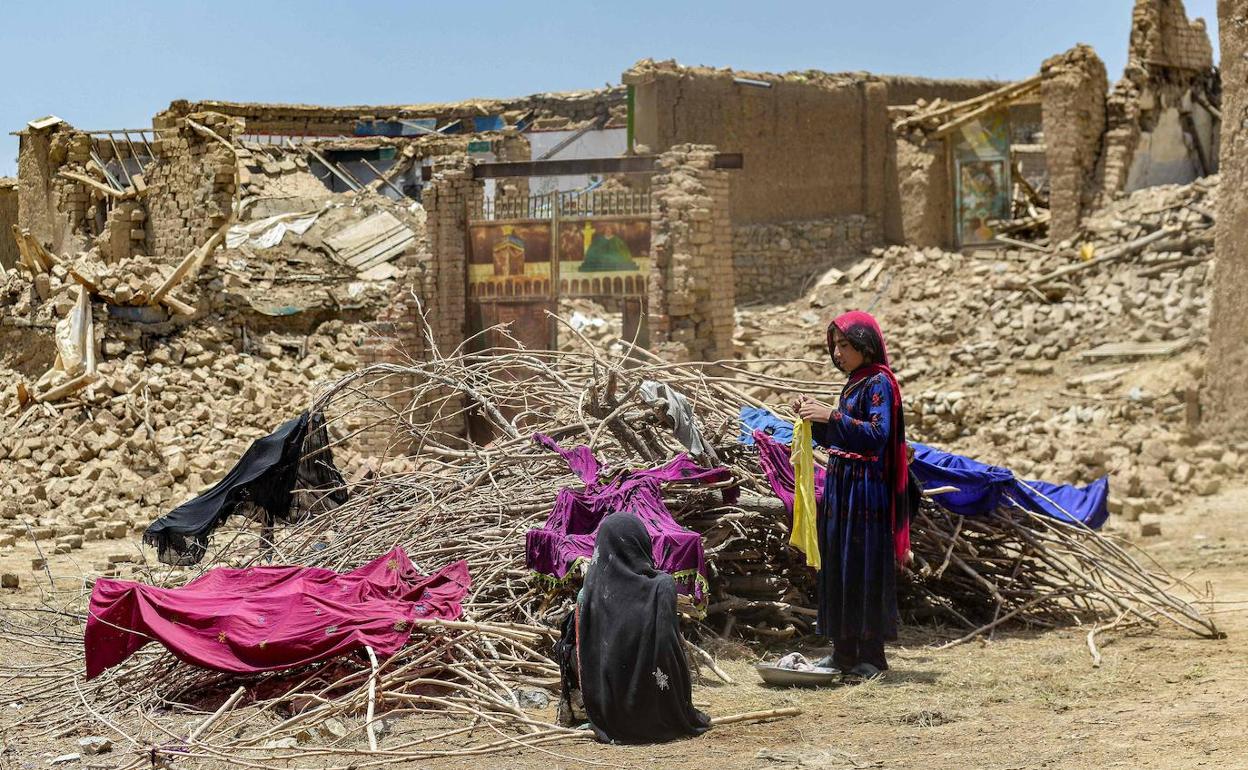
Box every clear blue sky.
[0,0,1218,176]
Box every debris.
[76,737,111,755]
[1079,339,1192,361]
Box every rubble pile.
[0,314,372,567]
[736,177,1238,526]
[0,201,425,568]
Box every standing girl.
[793,311,910,679]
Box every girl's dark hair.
[828,323,883,372]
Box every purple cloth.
[527,435,731,603]
[755,430,826,514]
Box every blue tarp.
[737,407,1109,529]
[739,406,794,446]
[908,443,1109,529]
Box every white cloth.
[639,380,719,464]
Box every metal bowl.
[755,663,840,687]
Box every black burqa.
[575,512,710,744]
[143,411,347,565]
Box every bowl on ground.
[755,663,839,687]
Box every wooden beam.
[420,153,744,180]
[35,373,96,403]
[57,170,136,200]
[930,80,1041,138]
[535,115,607,161]
[152,228,225,303]
[898,73,1043,130]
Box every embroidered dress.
[810,310,910,672]
[811,374,900,646]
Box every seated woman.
[556,512,711,744]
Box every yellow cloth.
[789,419,820,569]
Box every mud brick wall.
[145,112,240,260]
[1042,45,1108,243]
[625,61,892,229]
[732,216,878,303]
[16,124,96,256]
[878,76,1009,107]
[649,144,735,363]
[1130,0,1215,71]
[0,180,18,270]
[890,134,952,248]
[1206,0,1248,437]
[1099,1,1219,205]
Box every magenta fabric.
[85,548,470,680]
[526,435,732,603]
[755,430,826,514]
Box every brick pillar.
[1041,45,1108,244]
[1205,0,1248,437]
[649,144,735,363]
[424,155,476,356]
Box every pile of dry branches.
[0,315,1217,765]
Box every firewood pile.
[3,315,1218,764]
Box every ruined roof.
[172,86,626,122]
[623,59,1011,106]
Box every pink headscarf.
[828,311,910,564]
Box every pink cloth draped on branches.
[85,548,470,679]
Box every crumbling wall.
[1206,0,1248,437]
[146,111,241,260]
[648,145,735,362]
[1042,45,1109,242]
[1131,0,1215,69]
[0,179,18,270]
[733,217,878,302]
[625,61,891,228]
[879,75,1010,106]
[890,134,952,248]
[166,87,626,137]
[1100,0,1219,203]
[16,122,95,256]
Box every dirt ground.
[2,486,1246,770]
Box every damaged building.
[0,0,1220,467]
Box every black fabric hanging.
[143,410,346,565]
[575,512,710,744]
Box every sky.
[0,0,1219,176]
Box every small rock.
[1139,521,1162,537]
[518,688,551,709]
[1194,477,1222,496]
[49,753,80,765]
[77,736,112,755]
[1,573,19,589]
[321,717,349,738]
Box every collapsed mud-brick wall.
[877,75,1009,106]
[625,61,889,302]
[648,145,735,363]
[1042,45,1109,244]
[1206,0,1248,437]
[0,178,17,270]
[889,133,952,248]
[146,110,241,261]
[16,121,92,257]
[1100,0,1220,203]
[165,87,626,138]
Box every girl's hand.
[796,398,834,423]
